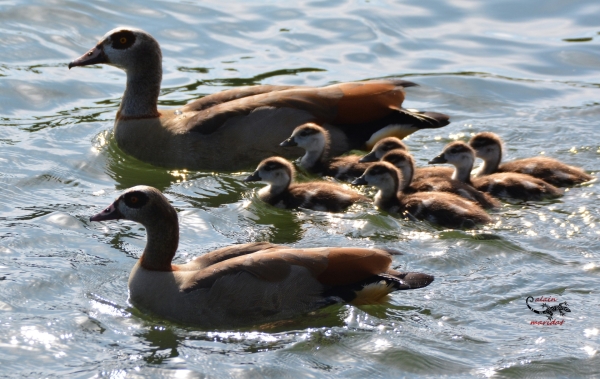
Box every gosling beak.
[280,137,297,147]
[68,44,108,69]
[244,171,262,182]
[90,201,123,222]
[352,176,368,186]
[359,151,378,163]
[428,154,447,164]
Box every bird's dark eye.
[123,191,148,208]
[111,31,136,49]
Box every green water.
[1,0,599,377]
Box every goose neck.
[119,65,162,119]
[140,210,179,271]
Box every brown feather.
[316,248,392,286]
[334,82,404,124]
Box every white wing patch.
[351,281,395,305]
[365,124,416,149]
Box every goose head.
[245,157,294,193]
[69,28,161,73]
[69,28,162,118]
[360,137,408,163]
[90,186,179,270]
[353,162,402,202]
[429,141,475,182]
[90,185,176,227]
[469,132,503,163]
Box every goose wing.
[181,247,393,293]
[179,80,426,135]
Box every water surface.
[1,0,599,377]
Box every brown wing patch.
[182,85,300,112]
[182,247,392,293]
[189,242,283,270]
[183,252,292,292]
[332,82,404,124]
[316,248,392,286]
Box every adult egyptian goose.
[360,137,453,180]
[68,28,450,171]
[352,162,491,228]
[429,141,563,201]
[469,132,593,187]
[280,123,371,181]
[245,156,367,212]
[381,149,500,209]
[89,186,434,327]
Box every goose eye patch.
[111,30,136,49]
[123,191,148,208]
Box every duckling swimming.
[352,162,491,228]
[245,157,367,212]
[381,149,501,209]
[360,137,453,180]
[89,186,434,327]
[469,132,593,187]
[430,141,563,201]
[280,123,371,181]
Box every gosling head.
[245,157,294,188]
[469,132,503,162]
[381,149,415,171]
[280,123,329,152]
[360,137,408,163]
[429,141,476,170]
[352,162,401,194]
